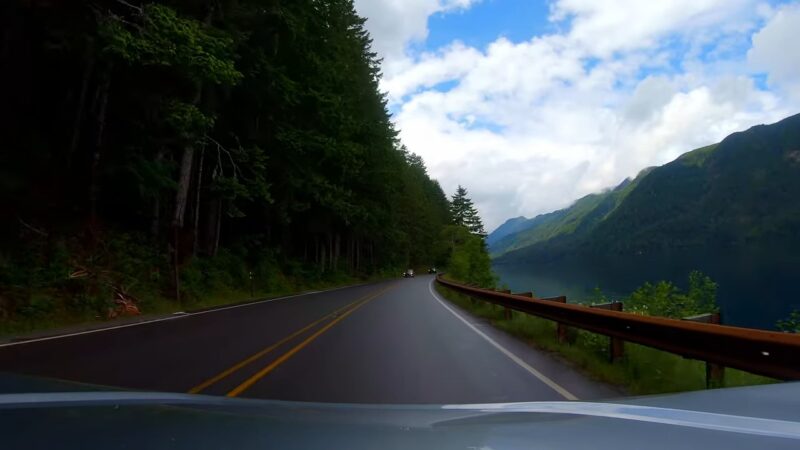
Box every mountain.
[488,168,651,257]
[494,113,800,263]
[487,216,530,247]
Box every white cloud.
[551,0,757,57]
[353,0,478,63]
[381,42,483,104]
[748,3,800,98]
[356,0,800,230]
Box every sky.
[353,0,800,231]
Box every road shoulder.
[428,279,624,400]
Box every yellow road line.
[188,287,388,394]
[226,284,395,397]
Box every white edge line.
[0,281,376,349]
[428,280,578,401]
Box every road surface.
[0,275,619,403]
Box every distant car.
[428,267,437,274]
[403,269,414,278]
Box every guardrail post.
[683,311,725,388]
[589,302,625,363]
[465,283,477,305]
[706,312,724,388]
[541,296,572,344]
[499,289,513,320]
[590,301,625,362]
[608,303,624,362]
[609,303,624,362]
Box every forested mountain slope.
[495,113,800,263]
[489,169,650,257]
[486,217,529,248]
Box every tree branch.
[114,0,144,14]
[18,217,48,237]
[205,135,241,179]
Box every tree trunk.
[68,44,94,169]
[212,199,222,257]
[150,148,165,238]
[151,196,160,238]
[328,234,333,271]
[88,66,111,231]
[169,3,212,300]
[347,236,353,272]
[320,237,327,272]
[173,226,181,303]
[172,145,195,228]
[170,130,197,301]
[355,238,360,272]
[369,242,374,269]
[334,234,340,271]
[192,147,205,256]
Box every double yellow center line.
[188,283,396,397]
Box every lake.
[492,246,800,330]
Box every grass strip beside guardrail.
[435,282,776,395]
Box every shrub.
[626,270,718,318]
[777,310,800,333]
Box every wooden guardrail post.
[683,311,725,388]
[465,283,478,305]
[498,289,512,319]
[541,296,572,343]
[591,301,625,362]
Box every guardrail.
[435,275,800,381]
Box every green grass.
[435,284,776,395]
[0,273,387,340]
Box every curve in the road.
[0,275,619,403]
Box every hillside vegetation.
[0,0,466,329]
[490,168,651,257]
[492,113,800,263]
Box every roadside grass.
[435,284,776,395]
[0,272,391,340]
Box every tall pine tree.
[450,185,486,237]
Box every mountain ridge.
[489,167,652,257]
[491,112,800,263]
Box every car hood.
[1,374,799,449]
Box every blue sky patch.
[417,0,554,52]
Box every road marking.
[0,297,297,349]
[188,289,383,394]
[428,280,578,401]
[226,284,396,397]
[0,282,378,349]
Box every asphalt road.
[0,275,619,403]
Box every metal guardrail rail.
[436,275,800,380]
